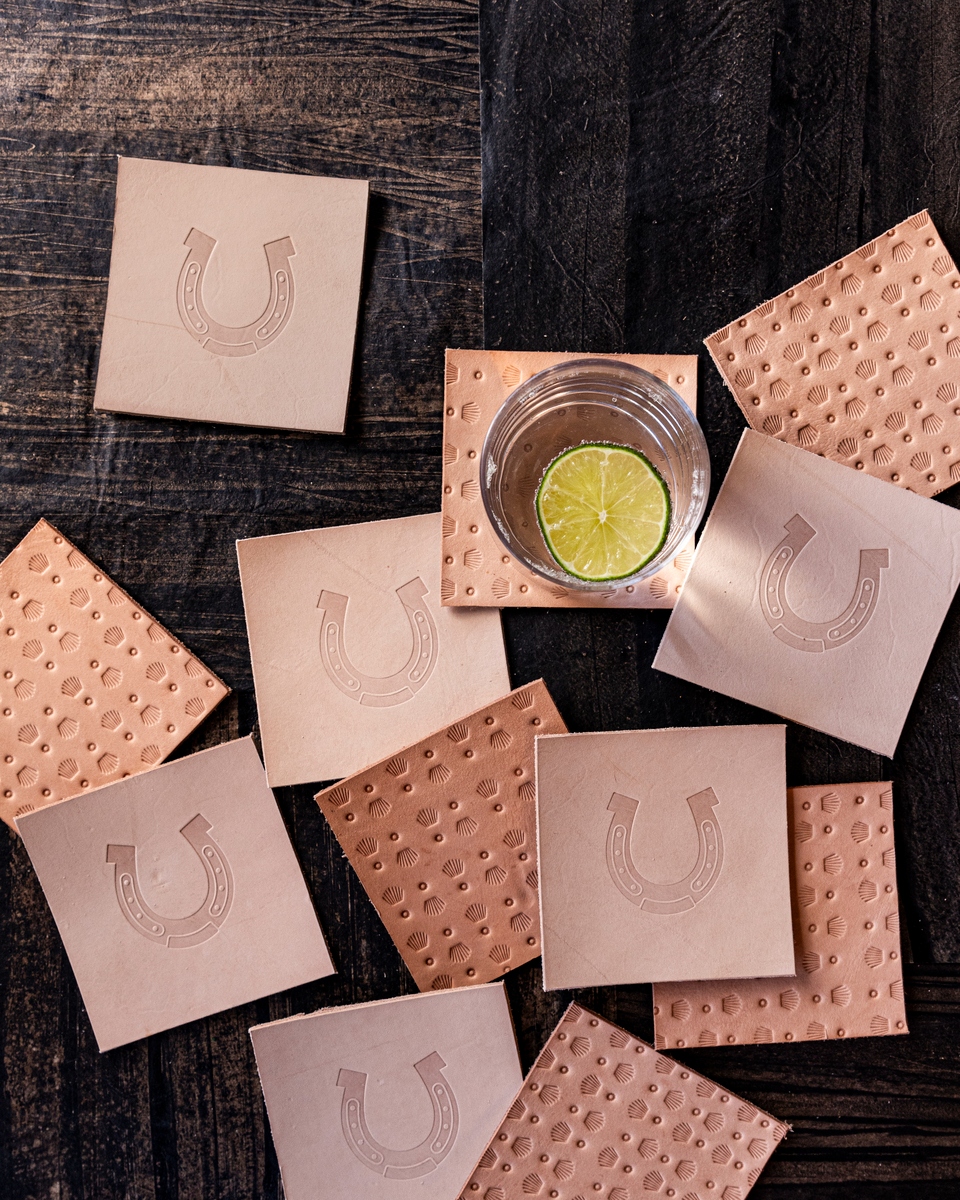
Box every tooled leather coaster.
[94,157,368,434]
[535,725,794,990]
[653,782,907,1050]
[458,1002,788,1200]
[250,983,523,1200]
[706,210,960,498]
[16,738,334,1052]
[441,349,698,608]
[653,430,960,757]
[0,519,229,830]
[238,512,510,787]
[315,680,566,991]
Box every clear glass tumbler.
[480,358,711,590]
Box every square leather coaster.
[535,725,794,989]
[653,782,907,1050]
[458,1002,788,1200]
[315,680,565,991]
[250,983,522,1200]
[654,429,960,757]
[17,737,334,1051]
[705,210,960,498]
[94,157,368,433]
[441,349,698,608]
[237,512,510,787]
[0,518,229,830]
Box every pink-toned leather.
[0,518,229,829]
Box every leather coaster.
[536,725,794,989]
[653,430,960,758]
[705,209,960,498]
[238,511,509,787]
[0,519,229,830]
[315,680,566,991]
[94,157,369,434]
[441,349,698,608]
[17,738,333,1051]
[250,984,523,1200]
[458,1002,788,1200]
[653,782,907,1050]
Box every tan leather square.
[0,519,229,829]
[238,512,510,787]
[458,1002,788,1200]
[654,782,907,1050]
[251,983,523,1200]
[315,680,565,991]
[94,157,368,433]
[654,429,960,756]
[706,209,960,497]
[536,724,794,989]
[441,349,698,607]
[17,738,334,1051]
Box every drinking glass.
[480,358,710,590]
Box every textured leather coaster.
[536,725,794,990]
[17,738,334,1051]
[0,519,229,830]
[441,349,698,608]
[250,983,523,1200]
[315,680,566,991]
[706,210,960,498]
[94,157,369,434]
[654,430,960,758]
[458,1002,788,1200]
[653,782,907,1050]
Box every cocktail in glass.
[480,359,710,590]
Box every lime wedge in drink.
[535,443,671,581]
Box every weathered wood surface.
[0,0,959,1195]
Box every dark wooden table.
[3,1,960,1196]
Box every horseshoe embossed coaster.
[535,725,793,989]
[249,983,522,1200]
[654,782,908,1050]
[237,512,509,786]
[315,680,566,991]
[441,349,698,608]
[93,157,368,433]
[654,429,960,756]
[15,738,334,1051]
[706,210,960,498]
[458,1003,788,1200]
[0,518,229,830]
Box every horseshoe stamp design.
[605,788,724,914]
[177,227,296,356]
[106,815,234,947]
[318,577,439,707]
[760,514,889,652]
[336,1051,459,1179]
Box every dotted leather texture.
[458,1002,787,1200]
[315,680,566,991]
[706,210,960,498]
[653,783,907,1050]
[441,350,697,608]
[0,519,230,830]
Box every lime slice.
[535,443,671,581]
